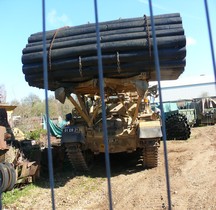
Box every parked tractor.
[153,101,191,140]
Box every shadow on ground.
[35,151,145,189]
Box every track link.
[142,139,160,168]
[65,143,88,173]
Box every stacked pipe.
[22,13,186,91]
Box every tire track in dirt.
[167,125,216,209]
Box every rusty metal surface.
[0,126,8,150]
[19,161,38,178]
[0,104,17,111]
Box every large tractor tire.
[165,113,191,140]
[4,162,17,191]
[0,163,10,192]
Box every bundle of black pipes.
[22,13,186,91]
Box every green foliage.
[25,128,47,140]
[11,93,72,133]
[2,184,38,205]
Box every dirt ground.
[4,125,216,210]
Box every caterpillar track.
[142,139,160,168]
[65,142,89,173]
[165,113,191,140]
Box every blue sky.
[1,0,215,102]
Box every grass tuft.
[2,184,38,205]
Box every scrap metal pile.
[22,13,186,92]
[0,107,40,192]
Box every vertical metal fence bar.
[93,1,113,209]
[0,175,2,209]
[204,0,216,82]
[42,0,56,209]
[148,1,172,209]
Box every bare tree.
[21,93,41,106]
[200,92,209,98]
[0,84,6,103]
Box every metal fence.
[1,1,215,210]
[40,1,216,210]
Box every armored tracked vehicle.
[56,79,162,172]
[21,13,187,172]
